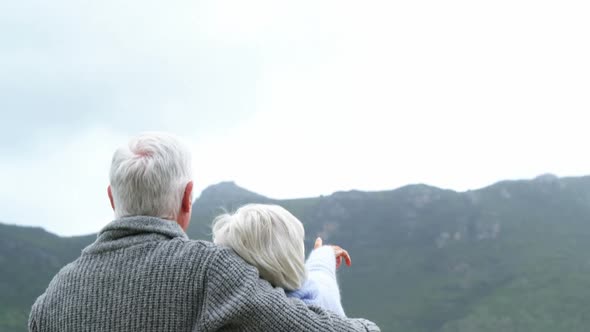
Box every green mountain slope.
[0,224,94,332]
[187,176,590,331]
[3,175,590,331]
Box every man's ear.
[181,181,194,213]
[107,185,115,211]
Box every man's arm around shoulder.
[200,246,380,332]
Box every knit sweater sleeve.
[201,247,380,332]
[28,293,44,332]
[305,246,346,316]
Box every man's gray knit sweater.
[28,216,380,332]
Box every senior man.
[28,132,380,332]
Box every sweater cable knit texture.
[28,216,380,332]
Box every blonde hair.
[212,204,306,291]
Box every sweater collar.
[83,216,188,254]
[99,216,188,240]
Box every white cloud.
[0,128,124,235]
[1,0,590,234]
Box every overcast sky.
[1,0,589,236]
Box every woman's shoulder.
[286,278,319,305]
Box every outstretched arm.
[305,240,347,316]
[201,247,379,332]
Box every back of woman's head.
[212,204,306,291]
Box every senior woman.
[212,204,352,316]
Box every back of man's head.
[109,132,192,220]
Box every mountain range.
[3,174,590,331]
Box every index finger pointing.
[314,237,323,249]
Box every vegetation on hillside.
[3,175,590,331]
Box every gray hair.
[109,132,192,220]
[212,204,306,291]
